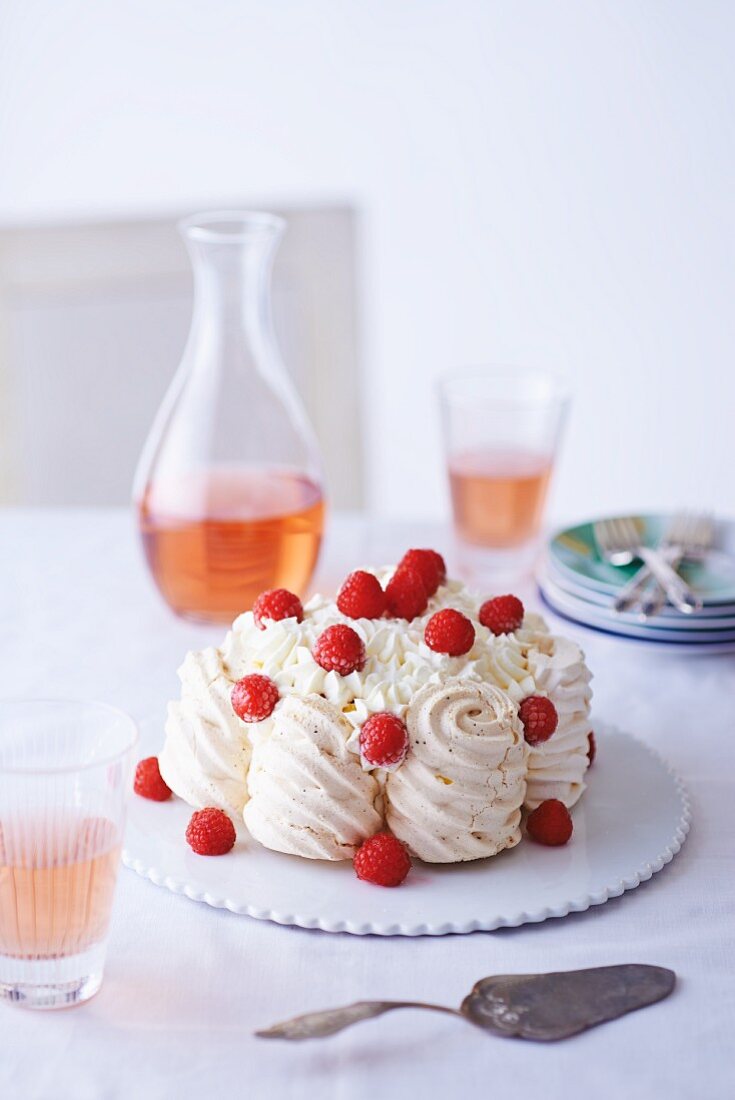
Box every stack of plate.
[537,515,735,653]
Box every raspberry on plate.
[588,731,596,765]
[313,624,366,675]
[397,548,446,597]
[359,713,409,768]
[526,799,573,846]
[253,588,304,630]
[134,756,172,801]
[519,695,558,744]
[424,608,475,656]
[231,674,280,722]
[385,566,428,620]
[185,807,237,855]
[479,594,524,635]
[353,833,412,886]
[336,570,387,620]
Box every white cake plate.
[122,725,690,936]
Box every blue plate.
[537,579,735,652]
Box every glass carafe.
[134,211,325,623]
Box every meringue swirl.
[523,636,593,810]
[243,695,382,860]
[385,679,527,862]
[159,647,250,816]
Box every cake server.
[256,964,675,1043]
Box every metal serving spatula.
[256,964,675,1043]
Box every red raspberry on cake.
[385,566,428,619]
[353,833,412,886]
[526,799,573,846]
[134,756,172,801]
[252,588,304,630]
[336,570,387,620]
[359,713,409,768]
[313,624,366,675]
[424,608,475,656]
[587,731,596,765]
[185,807,237,855]
[231,673,279,722]
[479,594,524,635]
[519,695,558,744]
[397,548,447,597]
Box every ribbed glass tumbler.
[0,701,137,1009]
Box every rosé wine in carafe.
[134,211,325,623]
[139,467,324,621]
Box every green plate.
[549,515,735,605]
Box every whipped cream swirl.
[219,579,552,750]
[385,679,527,862]
[159,647,250,817]
[243,695,382,860]
[220,596,442,741]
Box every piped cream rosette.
[216,585,555,744]
[243,695,382,860]
[385,679,528,862]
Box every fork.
[634,512,713,618]
[612,513,713,617]
[610,512,711,616]
[594,515,703,614]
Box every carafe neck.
[180,212,285,344]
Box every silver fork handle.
[614,565,657,613]
[614,545,678,614]
[639,574,670,619]
[637,547,702,613]
[639,548,689,619]
[615,570,671,619]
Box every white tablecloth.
[1,510,733,1100]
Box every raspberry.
[185,807,236,855]
[479,594,525,635]
[519,695,558,745]
[337,570,386,620]
[134,757,172,801]
[253,588,304,630]
[353,833,411,887]
[424,608,475,656]
[313,624,366,675]
[231,674,279,722]
[397,549,446,597]
[359,713,409,768]
[526,799,573,846]
[385,566,428,620]
[587,731,596,765]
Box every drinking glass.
[440,368,570,580]
[0,701,137,1010]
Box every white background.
[1,1,733,522]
